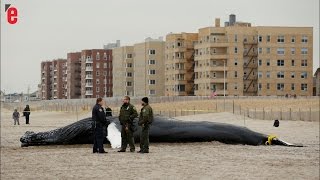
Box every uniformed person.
[138,97,153,153]
[118,96,138,152]
[92,98,110,154]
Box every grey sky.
[1,0,319,93]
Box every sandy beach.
[0,108,319,180]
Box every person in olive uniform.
[118,96,138,152]
[138,97,154,153]
[92,98,110,154]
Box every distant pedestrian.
[105,106,112,117]
[23,105,31,124]
[12,109,20,125]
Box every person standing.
[118,96,138,152]
[138,97,153,153]
[12,109,20,125]
[92,98,110,154]
[23,105,31,124]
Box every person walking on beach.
[138,97,153,153]
[118,96,138,153]
[12,109,20,125]
[23,105,31,124]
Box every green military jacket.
[119,103,138,125]
[138,104,154,126]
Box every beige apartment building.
[80,49,113,98]
[165,33,198,96]
[193,14,313,96]
[113,37,165,97]
[40,59,67,100]
[66,52,82,99]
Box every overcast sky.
[1,0,319,93]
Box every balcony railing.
[85,83,93,87]
[85,75,93,79]
[85,58,93,63]
[85,67,93,71]
[85,91,93,95]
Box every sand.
[0,108,319,180]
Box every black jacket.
[92,104,109,127]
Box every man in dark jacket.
[138,97,153,153]
[92,98,110,154]
[118,96,138,152]
[23,105,31,124]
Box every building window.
[267,83,270,90]
[266,48,270,54]
[148,70,156,75]
[149,90,156,95]
[126,54,132,59]
[258,36,262,42]
[258,83,262,91]
[258,71,262,78]
[277,60,284,66]
[234,59,238,66]
[301,48,308,55]
[234,71,238,78]
[277,83,284,91]
[277,71,284,78]
[277,36,285,43]
[104,63,107,68]
[234,34,238,42]
[291,72,295,78]
[149,80,156,85]
[291,59,295,66]
[291,36,295,43]
[301,59,307,66]
[258,59,262,66]
[267,35,271,42]
[277,48,285,55]
[126,81,132,86]
[148,50,156,55]
[266,71,270,78]
[301,72,307,79]
[234,83,238,90]
[96,52,100,60]
[176,84,185,92]
[258,48,262,54]
[96,63,100,68]
[96,71,100,76]
[126,63,133,68]
[177,74,185,80]
[148,60,156,65]
[96,87,100,92]
[234,47,238,54]
[291,84,295,91]
[301,35,308,43]
[266,59,270,66]
[96,79,100,84]
[127,72,132,77]
[103,52,107,60]
[291,48,295,55]
[301,84,307,91]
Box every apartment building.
[40,59,67,100]
[165,33,198,96]
[314,68,320,96]
[80,49,113,98]
[193,14,313,96]
[113,46,134,96]
[113,37,165,97]
[66,52,82,99]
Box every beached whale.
[20,116,302,147]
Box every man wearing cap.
[118,96,138,152]
[138,97,154,153]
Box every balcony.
[209,53,228,59]
[85,58,93,63]
[85,75,93,79]
[85,83,93,87]
[85,90,93,95]
[210,78,226,83]
[85,67,93,71]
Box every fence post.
[299,108,301,121]
[280,108,282,120]
[289,108,292,120]
[193,106,195,115]
[255,108,256,119]
[263,107,265,120]
[233,100,235,114]
[309,107,312,121]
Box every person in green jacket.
[118,96,138,152]
[138,97,153,153]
